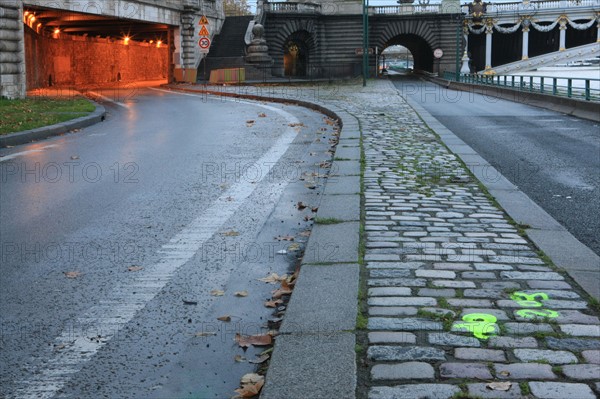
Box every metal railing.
[460,0,600,13]
[444,71,600,101]
[371,4,442,14]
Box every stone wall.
[25,27,168,88]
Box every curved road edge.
[400,86,600,302]
[0,101,106,148]
[162,83,361,399]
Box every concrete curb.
[399,86,600,301]
[0,102,106,148]
[160,84,361,399]
[426,76,600,123]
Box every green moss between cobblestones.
[519,382,531,395]
[417,309,454,331]
[356,313,368,330]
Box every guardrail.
[443,71,600,101]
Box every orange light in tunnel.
[54,28,60,34]
[156,40,162,48]
[30,15,36,22]
[124,36,130,45]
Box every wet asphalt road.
[391,76,600,256]
[0,87,335,398]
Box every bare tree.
[223,0,252,16]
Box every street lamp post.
[362,0,369,86]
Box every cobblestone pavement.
[335,80,600,399]
[166,80,600,398]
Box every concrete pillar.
[521,21,529,60]
[559,17,567,51]
[485,21,493,71]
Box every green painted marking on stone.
[510,292,560,319]
[454,313,499,340]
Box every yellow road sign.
[199,15,209,25]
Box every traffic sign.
[199,15,209,25]
[199,37,211,49]
[434,48,444,58]
[199,25,210,36]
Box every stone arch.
[268,18,319,77]
[374,19,439,72]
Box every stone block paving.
[339,81,600,398]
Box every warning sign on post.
[199,25,210,36]
[199,15,209,25]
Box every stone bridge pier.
[0,0,224,99]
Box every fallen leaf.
[222,230,239,237]
[234,291,248,297]
[258,113,267,117]
[288,122,304,128]
[304,183,316,189]
[194,331,217,337]
[303,215,314,221]
[217,315,231,322]
[234,355,246,362]
[210,289,225,296]
[274,235,294,241]
[311,207,319,213]
[127,266,143,272]
[287,243,301,252]
[63,271,81,279]
[499,371,510,377]
[234,374,264,398]
[272,280,294,299]
[296,201,307,210]
[249,354,270,364]
[182,299,198,305]
[235,333,272,348]
[258,273,287,284]
[299,230,311,237]
[70,155,80,160]
[246,120,255,127]
[486,382,512,391]
[264,299,283,308]
[319,162,331,168]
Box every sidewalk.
[164,80,600,399]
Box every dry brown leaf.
[235,333,272,348]
[234,291,248,297]
[127,266,143,272]
[194,331,217,337]
[210,289,225,296]
[486,382,512,391]
[222,230,239,237]
[288,122,304,128]
[296,201,307,210]
[63,271,81,279]
[311,207,319,213]
[248,354,270,364]
[234,376,264,398]
[499,371,510,377]
[217,315,231,322]
[258,273,287,284]
[287,243,300,252]
[258,113,267,117]
[299,230,311,237]
[264,299,283,308]
[303,215,314,221]
[272,280,294,299]
[246,120,255,127]
[234,355,246,363]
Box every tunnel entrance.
[381,45,414,75]
[383,34,433,73]
[22,5,172,90]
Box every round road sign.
[199,37,211,49]
[433,48,443,59]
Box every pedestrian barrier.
[443,71,600,102]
